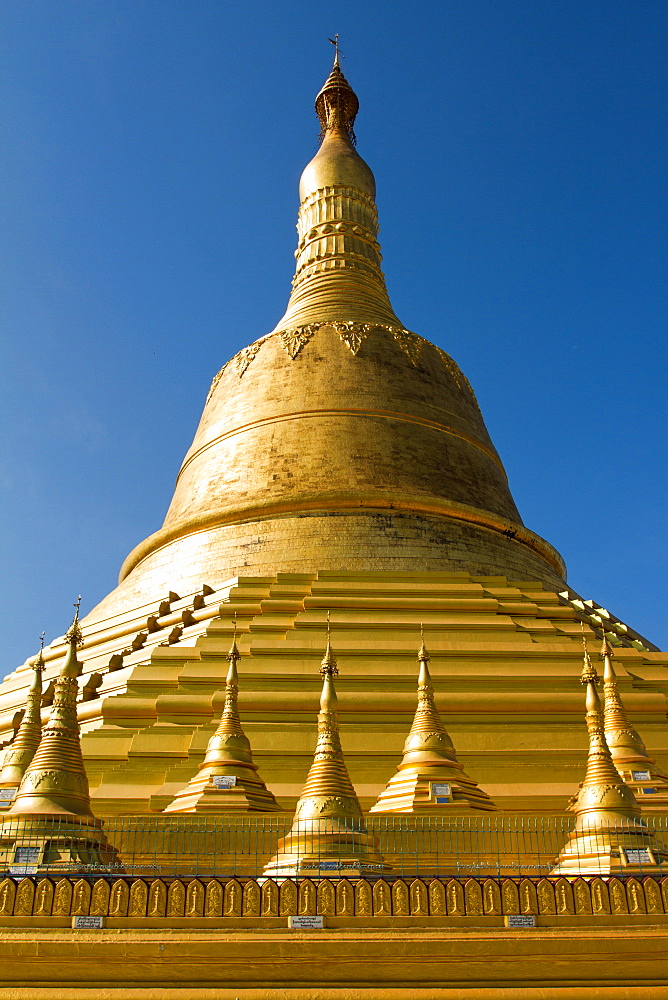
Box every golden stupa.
[1,49,668,995]
[163,621,280,813]
[601,632,668,805]
[0,643,43,801]
[1,606,119,874]
[263,617,386,877]
[370,631,495,813]
[550,636,667,875]
[82,57,564,628]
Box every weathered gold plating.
[80,54,566,620]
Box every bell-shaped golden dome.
[86,59,564,624]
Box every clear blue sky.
[1,0,666,672]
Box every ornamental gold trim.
[1,874,666,917]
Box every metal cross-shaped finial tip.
[65,595,84,647]
[35,630,46,670]
[580,628,598,686]
[328,34,340,66]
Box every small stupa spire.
[551,630,666,874]
[295,611,360,817]
[164,613,280,813]
[370,628,495,813]
[601,629,668,803]
[0,634,45,797]
[9,601,92,817]
[263,613,387,877]
[1,603,122,874]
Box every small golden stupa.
[1,603,119,873]
[0,638,44,805]
[263,616,386,878]
[370,631,495,813]
[601,631,668,806]
[551,634,666,875]
[164,620,280,813]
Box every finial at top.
[600,628,613,658]
[65,596,83,648]
[227,611,240,663]
[35,631,46,672]
[580,626,598,686]
[320,611,338,677]
[328,34,341,67]
[315,47,359,145]
[418,623,430,663]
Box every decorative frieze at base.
[1,874,666,919]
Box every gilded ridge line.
[176,407,506,485]
[119,490,566,583]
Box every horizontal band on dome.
[119,490,565,583]
[175,406,507,487]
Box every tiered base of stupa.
[262,816,389,878]
[0,813,121,875]
[550,818,668,876]
[163,773,281,814]
[370,765,497,813]
[1,571,668,995]
[613,762,668,807]
[1,570,666,818]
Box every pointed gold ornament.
[0,636,45,803]
[9,603,92,818]
[164,618,280,813]
[601,631,668,805]
[263,614,387,878]
[551,634,666,875]
[370,630,495,813]
[0,601,121,874]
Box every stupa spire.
[296,612,360,814]
[263,614,387,877]
[601,630,668,803]
[0,604,123,873]
[271,52,402,333]
[8,599,93,817]
[370,629,496,813]
[0,635,45,799]
[551,632,666,874]
[164,615,280,813]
